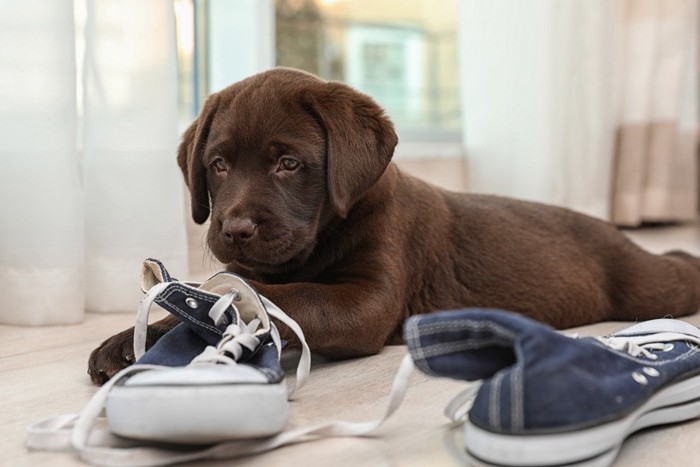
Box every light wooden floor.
[3,224,700,467]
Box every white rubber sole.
[106,381,288,444]
[464,373,700,466]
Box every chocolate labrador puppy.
[88,67,700,384]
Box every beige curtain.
[612,0,699,226]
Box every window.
[175,0,461,145]
[275,0,461,142]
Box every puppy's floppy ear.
[177,95,220,224]
[304,82,398,218]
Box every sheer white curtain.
[83,0,188,312]
[458,0,698,224]
[0,0,188,325]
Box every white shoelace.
[597,329,700,359]
[190,318,262,366]
[596,338,669,359]
[27,355,416,467]
[132,281,170,360]
[443,384,481,424]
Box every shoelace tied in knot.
[188,287,265,365]
[191,319,262,366]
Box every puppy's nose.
[221,218,257,243]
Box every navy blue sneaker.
[25,259,310,454]
[102,259,311,444]
[27,260,319,465]
[404,308,700,467]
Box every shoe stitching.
[163,284,222,302]
[404,320,435,375]
[404,323,506,376]
[490,371,504,430]
[410,337,513,360]
[511,362,523,431]
[409,320,517,360]
[411,319,520,336]
[156,285,225,335]
[408,319,519,386]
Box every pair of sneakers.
[27,260,700,466]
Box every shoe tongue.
[140,258,172,292]
[200,272,270,332]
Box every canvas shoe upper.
[404,308,700,467]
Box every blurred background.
[1,0,698,325]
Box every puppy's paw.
[87,327,137,385]
[87,326,168,385]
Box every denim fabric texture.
[404,308,700,434]
[137,323,208,367]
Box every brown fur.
[88,68,700,384]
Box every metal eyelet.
[632,372,648,385]
[185,297,199,309]
[642,367,660,377]
[231,289,241,302]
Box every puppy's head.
[177,68,398,273]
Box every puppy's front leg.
[87,314,179,385]
[251,281,401,359]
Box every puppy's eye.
[278,157,301,172]
[212,158,227,173]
